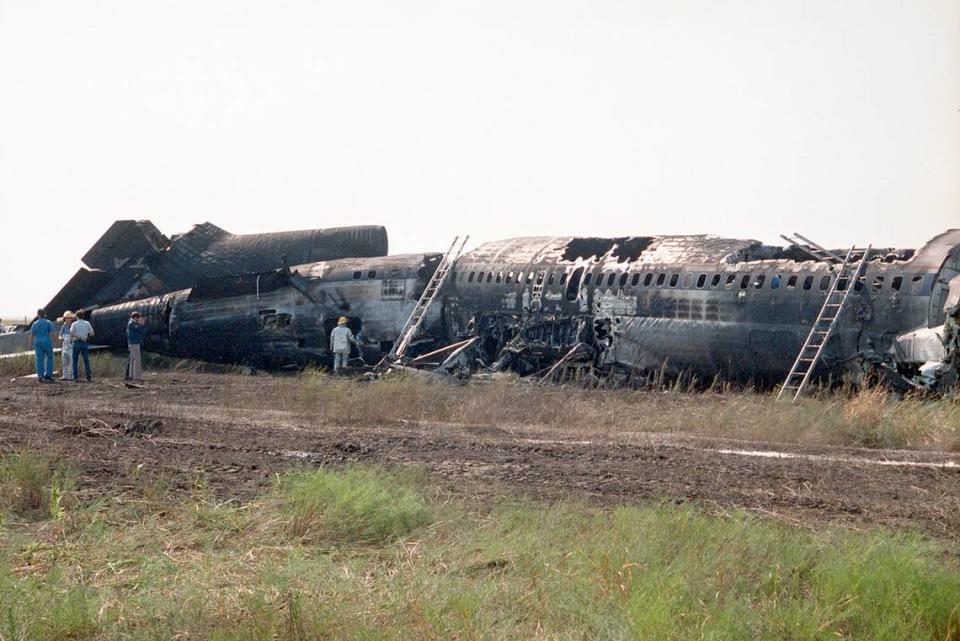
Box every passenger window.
[526,272,534,285]
[753,274,766,289]
[367,270,376,279]
[911,275,924,293]
[802,275,813,291]
[516,271,523,284]
[770,274,780,290]
[669,273,680,287]
[711,274,722,287]
[820,275,830,291]
[739,275,750,289]
[619,273,628,287]
[644,273,653,286]
[837,277,848,291]
[872,276,884,292]
[353,271,362,280]
[656,273,666,286]
[496,272,503,283]
[682,273,693,288]
[486,272,493,283]
[548,272,556,285]
[725,274,736,288]
[854,276,864,292]
[585,273,593,286]
[560,272,568,285]
[607,273,616,287]
[632,273,640,286]
[468,271,475,283]
[506,271,514,284]
[891,275,903,291]
[565,267,584,301]
[697,274,707,288]
[786,275,797,289]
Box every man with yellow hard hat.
[329,316,360,374]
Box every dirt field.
[2,371,959,539]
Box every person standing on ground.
[125,311,144,381]
[329,316,360,374]
[70,310,95,382]
[59,311,75,381]
[28,309,56,382]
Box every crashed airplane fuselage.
[443,231,960,387]
[83,229,960,389]
[90,254,443,367]
[43,220,390,323]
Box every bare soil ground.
[1,371,959,538]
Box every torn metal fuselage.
[42,220,390,324]
[443,231,960,386]
[83,227,960,389]
[90,254,443,368]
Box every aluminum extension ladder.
[385,235,468,362]
[779,232,845,265]
[777,244,872,402]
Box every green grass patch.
[1,459,958,640]
[0,453,72,520]
[279,466,433,545]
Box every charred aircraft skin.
[90,254,442,367]
[43,220,390,322]
[444,232,960,385]
[27,219,960,388]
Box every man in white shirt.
[69,310,95,382]
[329,316,360,374]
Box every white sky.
[1,0,958,316]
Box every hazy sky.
[1,0,958,316]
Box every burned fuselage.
[80,225,960,389]
[90,254,443,367]
[42,220,390,323]
[443,232,960,386]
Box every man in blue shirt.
[125,311,144,381]
[28,309,56,382]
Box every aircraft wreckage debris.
[5,221,960,394]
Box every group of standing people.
[29,308,94,382]
[27,309,144,383]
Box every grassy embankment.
[2,453,959,641]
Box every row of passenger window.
[461,268,924,294]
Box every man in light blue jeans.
[28,308,56,382]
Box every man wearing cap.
[125,311,145,381]
[329,316,360,374]
[59,311,76,381]
[28,309,57,382]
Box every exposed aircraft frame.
[9,221,960,392]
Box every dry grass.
[207,372,960,451]
[8,360,959,451]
